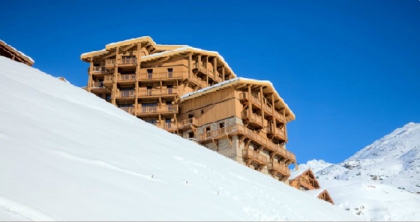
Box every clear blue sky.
[1,0,419,164]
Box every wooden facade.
[0,40,34,66]
[290,169,334,204]
[81,36,297,182]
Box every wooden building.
[0,40,34,66]
[81,36,296,181]
[290,169,334,204]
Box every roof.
[80,36,236,77]
[289,168,310,180]
[0,40,34,65]
[180,77,295,121]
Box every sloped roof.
[289,169,319,188]
[80,36,235,77]
[180,77,295,122]
[0,40,34,65]
[306,189,334,204]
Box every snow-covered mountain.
[318,122,420,193]
[0,57,359,221]
[299,123,420,221]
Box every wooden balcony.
[119,106,135,115]
[103,75,113,86]
[90,81,110,93]
[138,88,177,98]
[268,161,290,178]
[196,123,295,164]
[105,59,116,68]
[242,111,263,129]
[116,90,135,99]
[139,72,185,81]
[162,122,178,132]
[242,148,267,166]
[119,57,136,66]
[118,74,136,83]
[91,66,108,75]
[266,126,286,142]
[188,75,208,88]
[178,117,198,130]
[137,105,178,116]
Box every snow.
[0,57,359,220]
[300,122,420,221]
[80,49,107,57]
[180,77,272,99]
[0,39,34,63]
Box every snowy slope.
[317,122,420,193]
[0,57,359,221]
[299,123,420,221]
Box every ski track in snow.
[54,150,167,184]
[0,196,53,221]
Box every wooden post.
[272,94,276,135]
[213,57,217,81]
[135,43,141,115]
[284,109,287,142]
[248,85,252,116]
[222,67,225,81]
[112,47,119,105]
[87,60,93,92]
[205,56,209,86]
[188,53,192,79]
[260,86,264,128]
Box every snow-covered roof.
[289,168,310,180]
[80,36,236,77]
[180,77,295,121]
[0,40,34,65]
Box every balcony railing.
[266,126,286,141]
[240,92,286,123]
[196,123,295,163]
[91,81,104,88]
[117,90,135,98]
[242,111,263,127]
[120,57,137,65]
[119,74,136,81]
[105,59,116,67]
[163,122,177,131]
[268,161,290,177]
[119,106,135,114]
[91,66,107,74]
[139,71,185,80]
[104,75,113,84]
[242,148,267,165]
[137,105,178,114]
[138,88,177,97]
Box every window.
[188,113,194,118]
[165,118,171,128]
[147,69,153,79]
[188,132,195,138]
[142,103,157,113]
[167,68,173,78]
[219,122,225,128]
[201,109,204,114]
[147,86,152,96]
[167,85,173,94]
[145,119,157,126]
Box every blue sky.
[1,0,419,164]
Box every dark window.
[147,69,153,79]
[219,122,225,128]
[168,68,173,78]
[188,132,194,138]
[201,109,204,114]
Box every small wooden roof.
[0,40,34,66]
[289,168,320,189]
[180,77,295,122]
[306,189,334,205]
[80,36,236,78]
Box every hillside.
[300,123,420,220]
[0,57,359,221]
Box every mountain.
[300,123,420,220]
[0,57,358,221]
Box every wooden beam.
[188,53,192,79]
